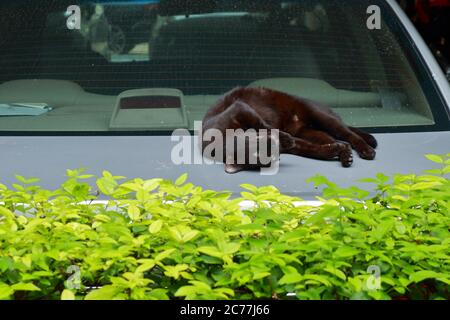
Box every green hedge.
[0,154,449,300]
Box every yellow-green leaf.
[0,284,14,300]
[149,220,163,234]
[324,267,347,280]
[334,246,360,258]
[409,270,441,283]
[11,283,41,291]
[182,230,199,243]
[61,289,75,300]
[136,259,156,273]
[155,249,176,262]
[279,273,303,285]
[127,205,141,221]
[0,206,14,220]
[175,173,188,186]
[425,154,443,163]
[96,177,117,195]
[411,181,441,190]
[85,286,120,300]
[197,246,223,259]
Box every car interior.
[0,0,436,131]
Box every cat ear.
[224,163,245,174]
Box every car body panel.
[1,132,449,199]
[0,0,449,198]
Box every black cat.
[201,87,377,173]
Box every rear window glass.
[0,0,445,132]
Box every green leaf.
[127,205,141,221]
[324,266,347,280]
[0,258,13,272]
[279,273,303,285]
[155,249,176,262]
[143,179,160,192]
[394,222,406,234]
[240,184,258,192]
[11,283,41,292]
[136,259,156,273]
[442,165,450,175]
[148,220,163,234]
[410,181,441,190]
[15,175,40,185]
[164,264,190,279]
[61,289,76,300]
[182,230,199,243]
[306,205,339,225]
[306,174,336,188]
[279,266,303,285]
[15,175,27,184]
[424,169,443,175]
[94,214,111,223]
[146,289,169,300]
[197,246,223,259]
[0,284,14,300]
[425,154,444,164]
[85,286,121,300]
[175,173,188,186]
[370,221,394,241]
[102,171,113,179]
[222,242,241,254]
[0,206,14,220]
[409,271,441,283]
[302,274,332,287]
[367,291,390,300]
[334,246,360,258]
[174,286,198,298]
[375,173,390,183]
[436,278,450,285]
[168,226,199,243]
[96,177,118,195]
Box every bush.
[0,154,449,300]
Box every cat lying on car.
[201,87,377,174]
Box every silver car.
[0,0,449,199]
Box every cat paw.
[339,144,353,167]
[278,131,296,151]
[357,145,376,160]
[224,163,246,174]
[365,135,378,149]
[323,142,345,156]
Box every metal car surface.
[0,0,449,199]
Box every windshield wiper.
[0,103,53,116]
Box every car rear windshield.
[0,0,447,133]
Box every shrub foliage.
[0,154,449,300]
